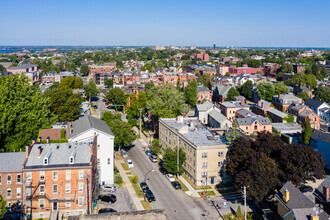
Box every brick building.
[288,104,321,129]
[228,66,264,75]
[7,64,39,74]
[272,93,303,112]
[219,99,250,121]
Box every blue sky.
[0,0,329,47]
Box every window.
[69,156,74,164]
[218,152,224,158]
[254,125,258,130]
[78,197,84,206]
[79,170,84,180]
[17,187,21,197]
[97,158,100,165]
[202,162,207,169]
[53,171,58,181]
[26,172,32,182]
[7,175,11,184]
[66,183,71,193]
[40,171,45,181]
[184,144,186,150]
[39,213,44,218]
[78,182,84,193]
[40,185,45,195]
[202,172,207,178]
[53,184,58,194]
[17,174,21,183]
[65,198,71,208]
[7,189,11,197]
[0,175,2,184]
[108,158,110,165]
[218,161,223,168]
[202,152,207,158]
[39,199,44,209]
[66,170,71,180]
[26,186,32,196]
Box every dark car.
[94,105,98,109]
[299,185,313,193]
[159,167,168,175]
[146,190,156,202]
[98,208,117,213]
[171,181,182,190]
[140,182,149,192]
[99,194,117,203]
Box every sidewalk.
[115,160,144,210]
[178,175,200,198]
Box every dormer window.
[69,156,74,164]
[43,158,48,165]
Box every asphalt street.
[126,139,213,220]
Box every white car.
[102,184,116,192]
[165,174,175,182]
[126,160,134,168]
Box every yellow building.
[159,116,230,186]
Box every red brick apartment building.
[229,65,264,75]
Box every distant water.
[0,49,23,53]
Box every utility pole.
[243,185,247,220]
[139,109,143,137]
[176,136,179,177]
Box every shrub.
[114,174,123,186]
[131,174,139,184]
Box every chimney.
[177,116,183,123]
[283,187,290,203]
[189,120,194,128]
[278,94,281,99]
[257,100,260,106]
[32,138,36,144]
[38,146,41,158]
[69,122,72,134]
[323,185,329,201]
[25,144,30,158]
[311,215,319,220]
[241,98,244,106]
[46,137,50,143]
[262,102,264,108]
[38,136,42,143]
[247,113,251,116]
[90,143,94,155]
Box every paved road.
[99,186,136,212]
[126,140,213,220]
[92,96,108,118]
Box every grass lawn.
[181,174,212,190]
[141,200,152,210]
[125,171,132,176]
[128,177,144,198]
[121,162,129,171]
[198,190,216,197]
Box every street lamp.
[144,169,155,183]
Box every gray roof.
[160,118,227,146]
[197,85,211,93]
[277,182,315,209]
[234,96,245,101]
[208,110,228,123]
[291,207,330,220]
[0,152,26,173]
[214,84,232,96]
[267,107,288,118]
[299,109,313,118]
[8,64,38,69]
[236,116,271,126]
[220,101,250,108]
[310,129,330,143]
[256,99,271,110]
[196,101,213,112]
[272,123,302,132]
[305,99,325,108]
[25,142,92,169]
[236,109,256,117]
[69,115,114,139]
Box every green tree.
[0,75,56,152]
[163,147,186,175]
[105,79,113,88]
[0,194,6,218]
[84,79,98,99]
[184,80,198,107]
[58,76,83,90]
[225,72,231,77]
[101,111,135,148]
[274,82,289,95]
[318,66,327,80]
[145,81,155,93]
[150,138,162,155]
[0,65,4,72]
[238,80,252,100]
[296,91,310,101]
[314,86,330,102]
[256,82,275,101]
[311,63,319,76]
[226,120,240,144]
[300,116,312,145]
[80,64,89,76]
[147,84,186,118]
[45,88,81,121]
[106,87,126,107]
[226,87,240,101]
[291,72,306,87]
[305,74,316,89]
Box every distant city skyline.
[1,0,330,47]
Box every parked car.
[165,174,175,182]
[145,149,151,156]
[145,190,156,202]
[102,184,116,192]
[299,185,313,193]
[99,194,117,203]
[98,208,117,213]
[171,181,182,190]
[140,182,149,190]
[94,105,98,109]
[159,167,168,175]
[149,155,158,163]
[126,159,134,168]
[102,99,106,102]
[121,150,128,158]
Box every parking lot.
[98,186,137,213]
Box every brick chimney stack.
[47,137,50,143]
[38,136,42,143]
[241,98,244,106]
[25,144,30,159]
[32,138,36,144]
[38,146,41,158]
[323,185,329,201]
[262,102,264,108]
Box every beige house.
[159,117,230,186]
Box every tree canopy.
[226,87,240,101]
[238,80,253,100]
[296,91,310,101]
[105,79,113,88]
[274,82,289,95]
[300,116,312,145]
[227,132,324,202]
[163,147,186,175]
[84,79,98,99]
[58,76,83,90]
[80,64,89,76]
[126,92,147,117]
[314,86,330,102]
[0,75,56,152]
[0,194,6,218]
[184,80,198,107]
[106,87,127,106]
[256,82,275,101]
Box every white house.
[68,115,115,185]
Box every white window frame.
[26,172,32,182]
[202,152,207,158]
[39,213,44,218]
[16,174,21,184]
[7,188,12,198]
[66,170,71,180]
[39,199,45,209]
[53,184,58,194]
[78,182,84,193]
[79,170,84,180]
[218,161,223,168]
[218,152,224,158]
[53,171,58,181]
[40,185,45,195]
[66,183,71,193]
[40,171,45,181]
[78,197,83,207]
[16,187,21,197]
[65,210,71,216]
